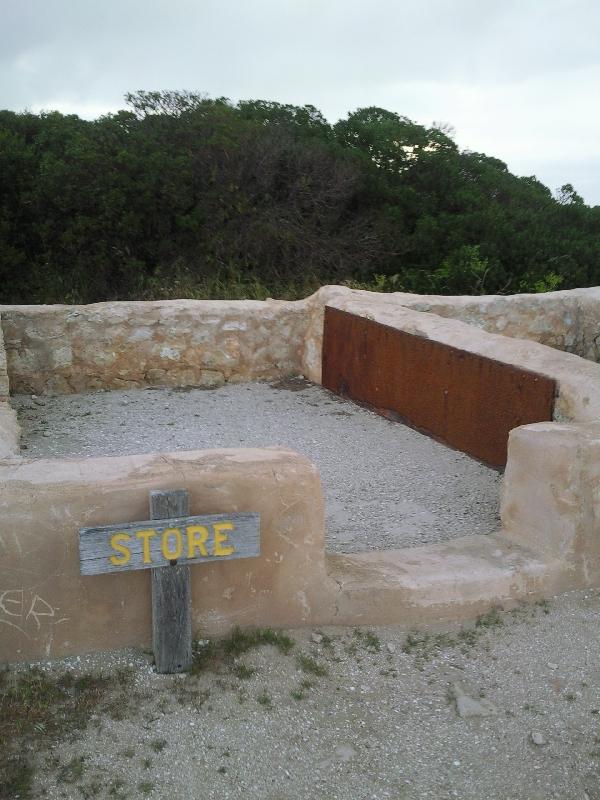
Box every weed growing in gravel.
[257,689,273,708]
[402,608,509,666]
[231,663,257,680]
[121,747,136,759]
[535,599,551,614]
[108,778,127,797]
[139,779,155,795]
[291,679,315,700]
[475,607,504,629]
[297,653,328,677]
[0,667,129,799]
[224,627,294,657]
[142,758,153,770]
[191,627,294,675]
[353,629,382,652]
[57,755,86,784]
[150,738,168,753]
[80,778,102,798]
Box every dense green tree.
[0,92,599,304]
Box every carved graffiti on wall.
[0,588,68,640]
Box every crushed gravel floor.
[12,379,501,553]
[8,589,600,800]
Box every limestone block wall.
[0,314,19,458]
[0,448,331,662]
[395,287,600,365]
[0,298,311,395]
[0,315,9,402]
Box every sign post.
[149,489,192,673]
[79,490,260,674]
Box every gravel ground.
[12,379,501,553]
[14,588,600,800]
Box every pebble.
[386,643,396,654]
[547,662,558,670]
[530,732,548,746]
[311,633,323,644]
[451,683,498,718]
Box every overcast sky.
[3,0,599,205]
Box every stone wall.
[392,287,600,364]
[3,287,600,396]
[0,298,311,395]
[0,314,19,458]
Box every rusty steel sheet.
[321,306,556,468]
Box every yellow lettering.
[109,532,131,566]
[186,525,209,558]
[162,527,183,561]
[213,522,235,557]
[136,529,157,564]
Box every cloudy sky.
[3,0,600,204]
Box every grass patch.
[139,779,155,795]
[150,738,168,753]
[475,607,504,629]
[223,627,294,657]
[401,608,508,666]
[231,663,257,680]
[108,778,127,797]
[256,690,273,708]
[191,627,294,675]
[0,666,130,799]
[0,757,34,799]
[57,755,86,784]
[291,678,315,701]
[353,629,381,652]
[296,653,328,677]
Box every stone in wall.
[0,314,10,401]
[0,299,311,395]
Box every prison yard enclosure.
[3,285,600,664]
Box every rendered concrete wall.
[0,298,310,394]
[502,422,600,580]
[2,287,600,663]
[303,290,600,424]
[0,448,330,662]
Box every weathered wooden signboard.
[79,511,260,575]
[79,489,260,674]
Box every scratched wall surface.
[322,307,556,467]
[0,448,329,662]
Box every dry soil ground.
[11,378,502,552]
[3,589,600,800]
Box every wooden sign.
[79,490,260,674]
[79,511,260,575]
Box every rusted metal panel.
[322,306,556,468]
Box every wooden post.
[150,489,193,674]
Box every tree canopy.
[1,92,599,303]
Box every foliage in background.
[1,92,599,303]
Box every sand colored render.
[2,286,600,661]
